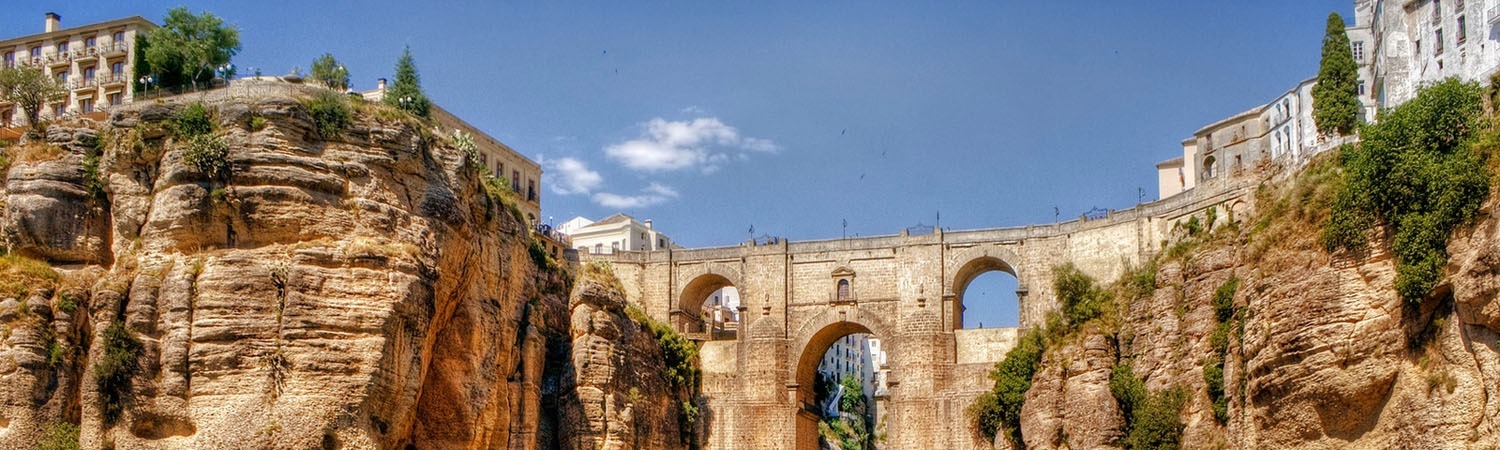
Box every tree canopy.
[0,66,65,126]
[310,54,349,90]
[384,46,431,117]
[1312,12,1361,136]
[141,7,241,90]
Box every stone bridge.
[587,179,1252,449]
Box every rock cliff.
[0,90,575,450]
[1006,157,1500,449]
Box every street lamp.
[138,74,155,97]
[216,63,235,87]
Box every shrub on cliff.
[37,422,79,450]
[182,134,230,181]
[1054,263,1111,328]
[171,102,215,138]
[1111,360,1187,450]
[95,321,141,424]
[969,329,1044,447]
[304,90,352,140]
[1322,78,1490,301]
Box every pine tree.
[384,46,431,118]
[1312,12,1360,136]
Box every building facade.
[0,13,155,127]
[1361,0,1500,111]
[565,213,677,255]
[816,334,878,400]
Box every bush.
[1323,79,1491,301]
[1054,264,1110,327]
[38,422,80,450]
[182,134,230,181]
[1111,360,1187,450]
[171,102,215,138]
[0,253,59,298]
[1204,276,1239,424]
[304,90,352,140]
[970,329,1045,446]
[82,154,107,203]
[95,321,141,424]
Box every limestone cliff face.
[0,91,569,450]
[558,267,696,450]
[1011,178,1500,449]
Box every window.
[52,103,65,118]
[55,70,68,85]
[79,98,93,114]
[1416,39,1423,55]
[1352,40,1364,61]
[837,279,851,301]
[83,66,96,83]
[512,170,520,191]
[56,42,67,54]
[611,241,620,252]
[1203,156,1217,179]
[112,31,124,44]
[2,52,11,68]
[527,180,536,201]
[29,46,41,58]
[1358,80,1366,96]
[1436,28,1444,54]
[659,238,666,248]
[1458,15,1467,43]
[84,37,96,49]
[2,110,12,127]
[107,93,121,106]
[111,61,123,76]
[594,244,603,254]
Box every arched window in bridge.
[837,279,851,301]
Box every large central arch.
[950,252,1024,330]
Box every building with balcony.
[1359,0,1500,111]
[0,13,155,127]
[362,80,543,224]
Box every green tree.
[143,7,241,89]
[1312,12,1361,136]
[384,46,431,117]
[310,53,349,90]
[0,66,65,127]
[1323,79,1490,301]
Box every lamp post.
[216,63,235,87]
[138,74,155,97]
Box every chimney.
[644,219,653,229]
[377,78,387,92]
[44,12,60,33]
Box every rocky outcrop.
[0,90,570,450]
[559,267,696,450]
[1010,175,1500,449]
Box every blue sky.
[0,1,1352,327]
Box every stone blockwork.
[588,177,1254,450]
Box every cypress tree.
[1312,12,1360,136]
[385,46,431,117]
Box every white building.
[816,334,888,402]
[566,213,677,255]
[1360,0,1500,111]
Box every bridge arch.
[947,246,1027,329]
[674,266,743,338]
[788,312,895,450]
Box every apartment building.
[563,213,677,255]
[0,13,155,126]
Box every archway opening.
[794,323,887,450]
[953,257,1022,330]
[676,274,739,340]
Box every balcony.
[44,53,69,67]
[73,47,100,62]
[69,78,98,91]
[1490,4,1500,23]
[101,41,128,56]
[99,74,126,87]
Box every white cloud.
[592,182,680,209]
[545,157,603,195]
[604,117,780,173]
